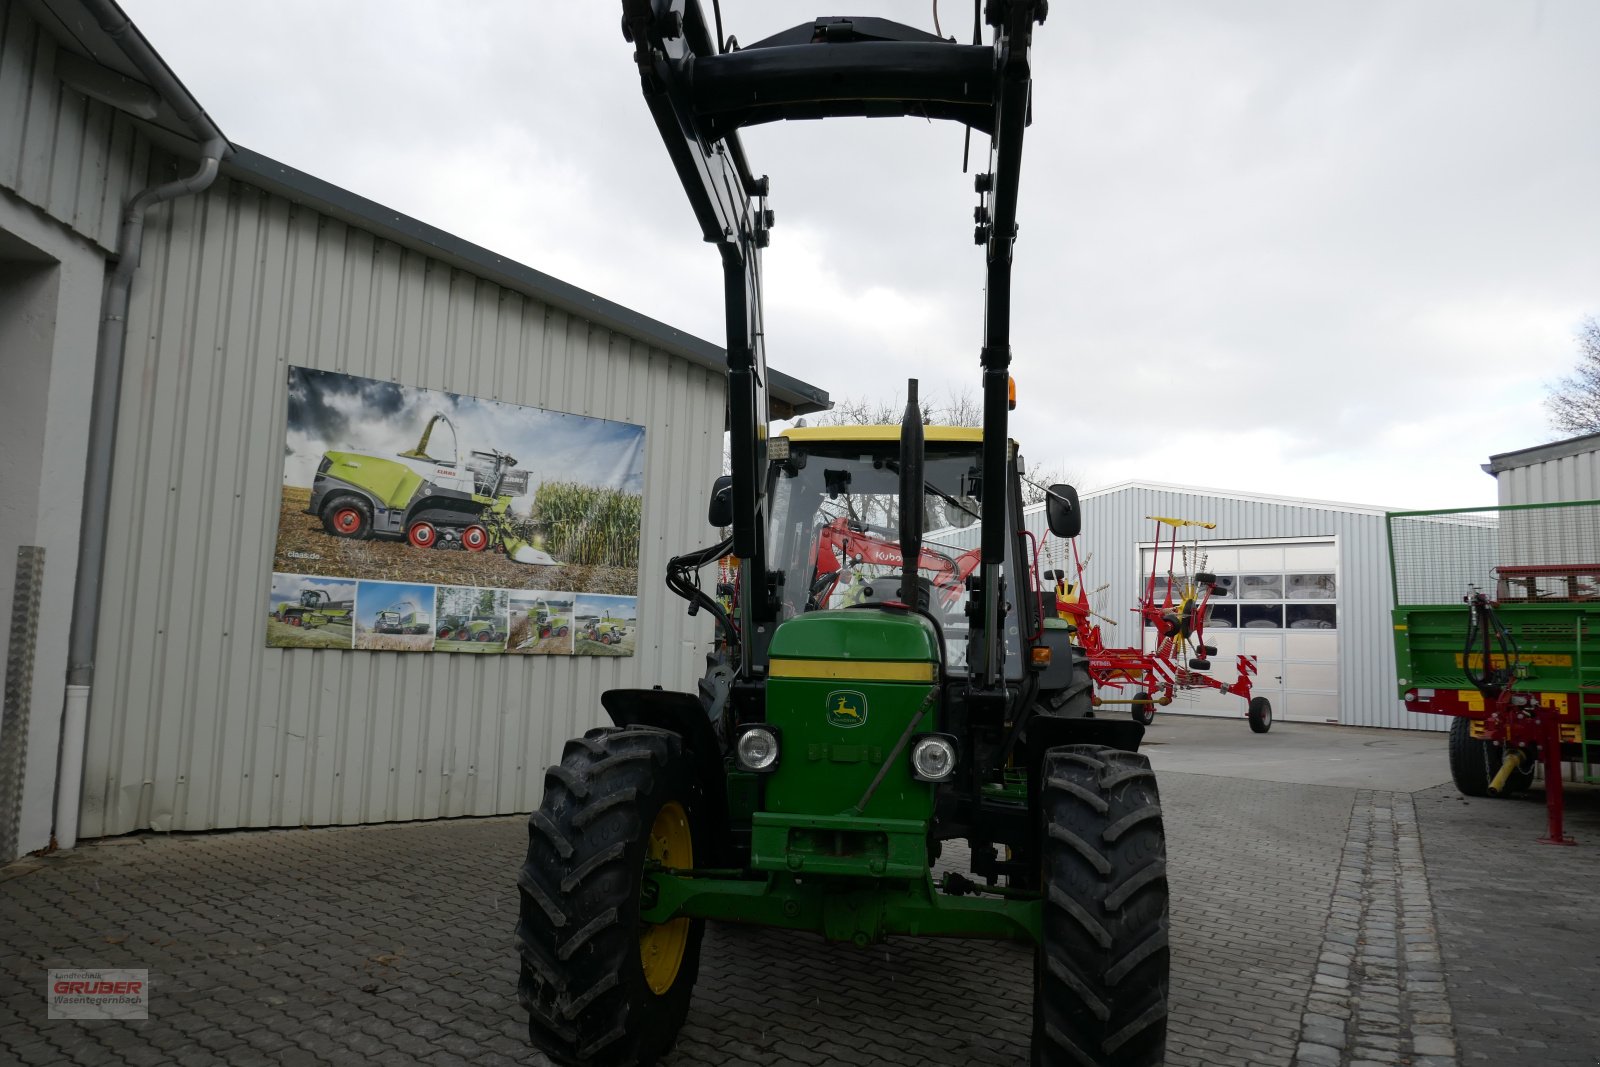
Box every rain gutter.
[56,0,230,849]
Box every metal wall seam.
[79,170,724,837]
[0,0,146,251]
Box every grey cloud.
[126,0,1600,510]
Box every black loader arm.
[622,1,1045,694]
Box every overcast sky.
[124,1,1598,510]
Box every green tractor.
[374,602,431,636]
[462,613,507,643]
[515,6,1168,1067]
[307,411,558,565]
[533,600,572,640]
[581,612,626,645]
[273,587,353,629]
[436,612,506,642]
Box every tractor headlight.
[735,725,781,773]
[909,734,958,783]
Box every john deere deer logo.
[826,690,868,728]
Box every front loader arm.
[622,0,1047,689]
[623,0,773,650]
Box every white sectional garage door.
[1141,538,1340,723]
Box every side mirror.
[708,475,733,528]
[1045,483,1081,539]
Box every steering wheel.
[806,569,843,611]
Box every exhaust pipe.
[897,379,925,609]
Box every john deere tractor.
[516,6,1169,1066]
[307,412,557,565]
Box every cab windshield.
[764,437,1024,677]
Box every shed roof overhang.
[1483,430,1600,475]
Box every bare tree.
[1546,317,1600,436]
[813,388,983,428]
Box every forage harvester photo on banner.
[267,366,645,655]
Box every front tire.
[1034,745,1169,1067]
[321,496,372,540]
[516,726,705,1066]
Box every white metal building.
[0,0,827,861]
[1485,430,1600,505]
[1021,480,1450,732]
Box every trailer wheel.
[477,631,494,643]
[1447,717,1531,797]
[321,497,372,540]
[558,626,569,637]
[1130,691,1155,727]
[1034,745,1168,1067]
[517,726,704,1067]
[462,524,490,552]
[407,521,437,549]
[1248,697,1272,734]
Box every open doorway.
[0,225,61,863]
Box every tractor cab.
[763,425,1029,678]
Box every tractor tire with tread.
[516,725,705,1067]
[320,496,373,540]
[1034,744,1169,1067]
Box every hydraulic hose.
[666,536,738,651]
[1462,592,1518,698]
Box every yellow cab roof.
[780,425,985,444]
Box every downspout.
[55,0,229,849]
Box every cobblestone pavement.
[1291,791,1456,1067]
[1414,781,1600,1067]
[0,755,1578,1066]
[2,770,1354,1066]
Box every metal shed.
[1022,480,1449,732]
[1484,430,1600,505]
[0,0,828,858]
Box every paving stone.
[9,757,1590,1066]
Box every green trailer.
[1389,499,1600,843]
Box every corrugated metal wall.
[1494,447,1600,505]
[1024,483,1448,732]
[79,172,727,837]
[0,0,150,252]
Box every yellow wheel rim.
[639,800,692,995]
